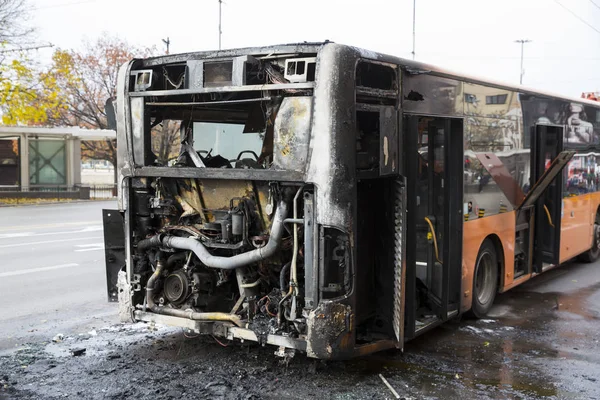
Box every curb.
[0,199,116,208]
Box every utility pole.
[515,39,531,85]
[412,0,416,60]
[162,37,170,55]
[218,0,223,50]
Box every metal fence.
[0,184,117,200]
[89,184,117,199]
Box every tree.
[2,34,181,182]
[0,54,64,125]
[0,0,34,47]
[152,120,181,166]
[43,35,157,182]
[0,1,50,123]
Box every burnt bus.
[104,42,598,359]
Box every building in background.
[0,127,115,189]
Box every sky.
[24,0,600,98]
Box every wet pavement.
[1,259,599,399]
[0,201,117,351]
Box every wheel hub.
[476,251,494,305]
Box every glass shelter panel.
[28,140,66,185]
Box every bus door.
[404,116,463,336]
[531,125,564,270]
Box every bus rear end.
[103,43,405,359]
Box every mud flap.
[103,209,126,302]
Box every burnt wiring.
[263,62,302,94]
[264,63,288,85]
[183,330,200,339]
[212,335,230,347]
[163,66,185,89]
[258,293,279,317]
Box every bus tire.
[579,213,600,263]
[470,239,498,318]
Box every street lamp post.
[162,37,170,55]
[412,0,416,60]
[515,39,531,85]
[218,0,223,50]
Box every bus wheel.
[471,239,498,318]
[579,213,600,263]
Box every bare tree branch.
[0,0,34,47]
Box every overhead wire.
[553,0,600,35]
[589,0,600,11]
[413,54,600,61]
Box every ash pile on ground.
[1,298,600,400]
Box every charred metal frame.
[131,166,304,182]
[129,82,314,97]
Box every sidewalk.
[0,198,114,208]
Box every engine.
[129,176,305,338]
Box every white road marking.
[0,263,79,278]
[0,232,34,239]
[0,220,99,232]
[74,243,104,252]
[80,226,103,232]
[0,236,103,249]
[0,225,102,240]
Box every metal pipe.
[137,234,163,253]
[146,256,165,308]
[287,188,302,320]
[162,198,289,270]
[150,307,243,327]
[279,261,291,292]
[240,278,261,288]
[290,188,302,295]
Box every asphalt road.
[0,200,599,399]
[0,201,119,350]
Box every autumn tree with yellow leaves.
[0,34,183,183]
[0,55,66,125]
[0,0,53,124]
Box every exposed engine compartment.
[129,176,307,340]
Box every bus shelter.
[0,126,115,190]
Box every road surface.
[0,201,599,399]
[0,201,118,351]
